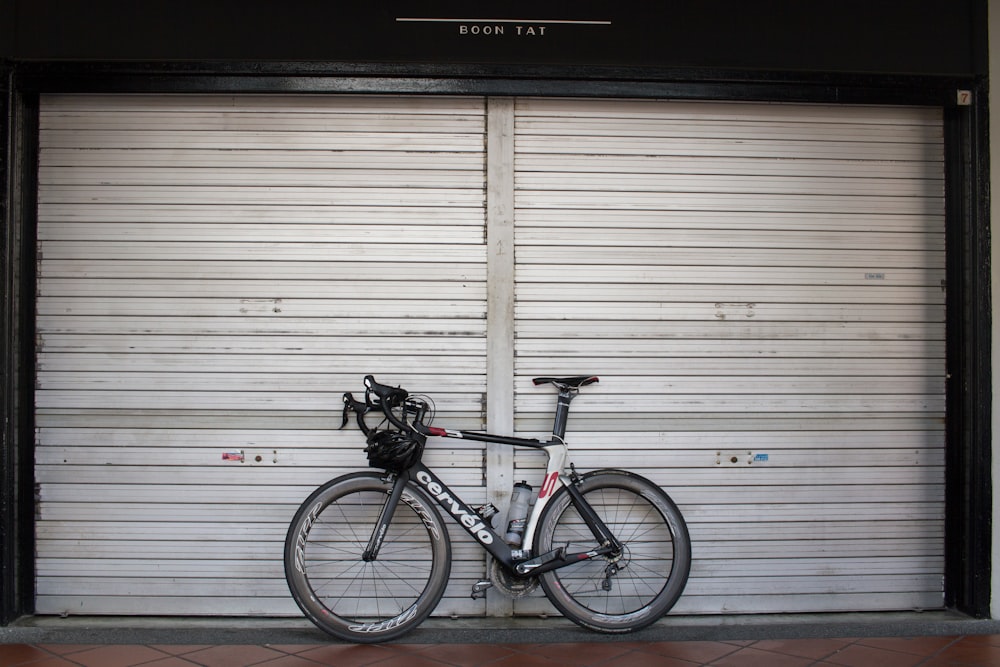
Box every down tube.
[409,463,514,567]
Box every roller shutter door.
[512,98,945,614]
[35,94,945,618]
[35,95,489,615]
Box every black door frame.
[1,63,991,624]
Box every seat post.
[550,389,578,441]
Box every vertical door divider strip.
[485,97,515,618]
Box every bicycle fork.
[362,471,409,562]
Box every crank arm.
[514,544,618,576]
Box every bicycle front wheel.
[534,470,691,633]
[284,471,451,642]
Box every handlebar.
[341,375,429,437]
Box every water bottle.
[505,481,533,546]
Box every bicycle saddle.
[532,376,599,389]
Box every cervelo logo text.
[415,471,494,544]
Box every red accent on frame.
[426,426,447,437]
[539,471,560,499]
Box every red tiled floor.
[632,639,742,663]
[522,641,638,664]
[855,635,960,656]
[710,645,816,667]
[601,651,701,667]
[293,643,396,666]
[357,653,465,667]
[752,637,856,660]
[134,659,202,667]
[0,644,53,667]
[250,655,331,667]
[176,645,287,667]
[922,639,1000,666]
[148,645,213,656]
[821,642,930,667]
[2,657,82,667]
[968,634,1000,646]
[412,642,519,666]
[5,635,1000,667]
[31,646,94,657]
[54,645,171,667]
[479,650,564,667]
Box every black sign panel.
[1,0,983,76]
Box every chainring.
[489,558,539,598]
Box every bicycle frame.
[365,386,623,578]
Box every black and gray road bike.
[284,375,691,642]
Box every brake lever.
[340,393,353,430]
[340,392,369,430]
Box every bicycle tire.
[284,471,451,642]
[534,470,691,633]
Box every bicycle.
[283,374,691,642]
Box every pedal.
[471,580,493,600]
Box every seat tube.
[521,440,568,553]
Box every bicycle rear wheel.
[284,471,451,642]
[534,470,690,633]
